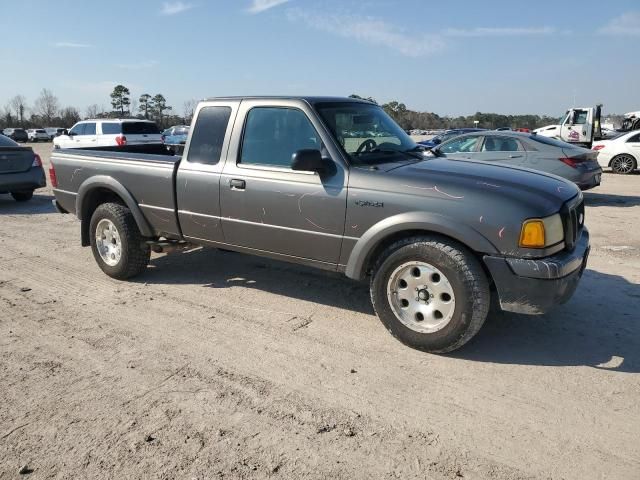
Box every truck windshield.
[315,102,419,165]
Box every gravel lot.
[1,142,639,479]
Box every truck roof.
[202,95,375,105]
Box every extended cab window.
[187,106,232,164]
[240,107,320,168]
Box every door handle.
[230,179,246,190]
[509,154,523,158]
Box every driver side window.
[440,136,480,154]
[69,123,85,136]
[239,107,320,168]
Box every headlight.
[519,213,563,248]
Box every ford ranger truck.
[50,96,590,353]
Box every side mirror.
[291,149,324,173]
[432,138,441,145]
[65,130,73,136]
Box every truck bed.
[52,149,182,238]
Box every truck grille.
[561,196,584,251]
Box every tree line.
[351,94,561,131]
[1,85,197,130]
[1,88,623,132]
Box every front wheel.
[610,154,637,174]
[370,236,490,353]
[11,191,34,202]
[89,203,150,279]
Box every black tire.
[11,191,34,202]
[370,235,490,353]
[89,202,150,279]
[610,154,637,175]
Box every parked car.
[162,125,190,154]
[427,131,602,190]
[27,128,50,142]
[50,96,590,353]
[2,128,29,143]
[418,128,487,149]
[0,134,46,201]
[53,119,163,152]
[592,130,640,174]
[45,127,66,140]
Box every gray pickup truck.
[51,96,590,353]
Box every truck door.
[175,100,239,242]
[560,108,591,145]
[219,99,348,265]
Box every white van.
[54,119,162,150]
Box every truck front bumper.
[483,228,590,315]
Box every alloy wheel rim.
[613,155,634,174]
[96,219,122,266]
[386,261,456,334]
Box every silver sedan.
[426,131,602,190]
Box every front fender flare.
[345,211,499,280]
[76,176,154,241]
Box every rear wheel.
[11,191,34,202]
[89,203,150,279]
[610,154,637,174]
[370,236,490,353]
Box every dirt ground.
[1,142,639,479]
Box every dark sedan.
[426,131,602,190]
[2,128,29,143]
[418,128,487,149]
[0,135,46,201]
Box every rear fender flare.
[76,176,154,244]
[345,211,499,280]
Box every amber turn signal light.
[519,220,545,248]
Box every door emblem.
[355,200,384,208]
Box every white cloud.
[117,60,159,70]
[160,1,194,16]
[247,0,291,14]
[598,11,640,36]
[286,9,445,57]
[443,26,555,37]
[54,42,93,48]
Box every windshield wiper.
[354,147,423,159]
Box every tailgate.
[0,147,34,174]
[127,134,163,145]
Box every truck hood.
[377,157,580,215]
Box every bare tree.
[85,104,100,119]
[8,95,28,125]
[60,106,81,126]
[183,99,198,124]
[34,89,59,124]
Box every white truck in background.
[557,105,603,148]
[535,106,640,148]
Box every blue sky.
[1,0,639,117]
